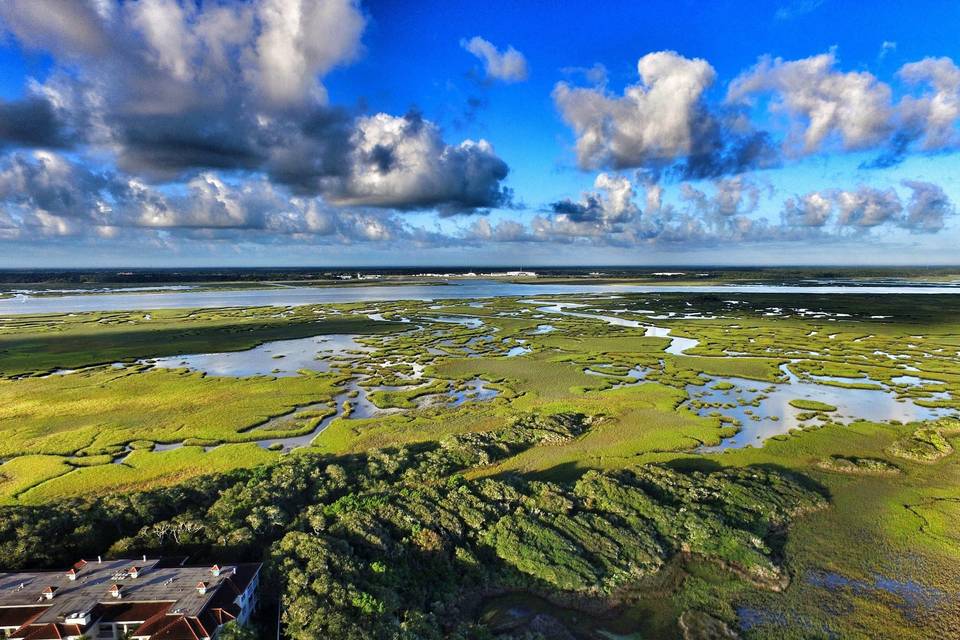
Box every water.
[146,334,371,377]
[585,365,648,387]
[427,377,500,407]
[696,364,954,451]
[890,375,936,387]
[531,301,699,355]
[428,315,485,329]
[806,570,945,615]
[3,279,960,316]
[642,326,699,355]
[530,301,645,327]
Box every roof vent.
[65,611,92,625]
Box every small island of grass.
[789,398,837,412]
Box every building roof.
[0,606,46,630]
[0,559,260,639]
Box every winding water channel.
[528,300,956,450]
[13,283,959,457]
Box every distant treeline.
[0,266,958,286]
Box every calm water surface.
[2,279,960,315]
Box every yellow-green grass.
[469,383,722,480]
[664,355,784,382]
[641,422,960,639]
[0,455,76,504]
[0,309,403,376]
[428,352,611,404]
[537,334,671,354]
[14,444,276,504]
[315,401,507,454]
[0,366,344,457]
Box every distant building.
[0,557,260,640]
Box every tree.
[217,621,259,640]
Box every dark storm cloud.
[0,97,75,149]
[550,196,604,222]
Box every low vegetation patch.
[815,455,901,475]
[789,399,837,412]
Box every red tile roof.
[96,601,173,624]
[0,606,46,630]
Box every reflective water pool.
[146,334,371,376]
[697,364,954,451]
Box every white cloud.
[834,186,902,227]
[553,51,717,170]
[251,0,365,106]
[898,57,960,150]
[780,181,953,233]
[547,173,641,238]
[462,36,528,83]
[0,0,110,58]
[727,52,894,154]
[129,0,198,82]
[781,191,833,227]
[330,112,510,213]
[901,180,954,232]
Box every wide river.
[2,279,959,315]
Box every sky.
[1,0,960,267]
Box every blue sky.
[0,0,959,266]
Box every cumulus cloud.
[466,217,530,242]
[0,151,114,236]
[463,173,954,249]
[781,191,833,227]
[897,57,960,150]
[0,151,440,245]
[0,0,509,215]
[0,0,110,58]
[834,186,903,227]
[461,36,528,83]
[553,51,777,178]
[901,180,954,232]
[554,49,960,177]
[728,52,960,166]
[780,181,954,233]
[550,173,638,227]
[680,177,761,218]
[249,0,366,106]
[727,52,894,154]
[327,112,511,213]
[554,51,715,169]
